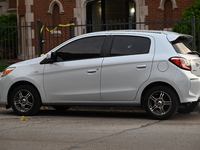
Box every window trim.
[47,0,64,14]
[158,0,178,10]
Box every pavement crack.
[62,120,162,150]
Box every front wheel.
[10,84,41,116]
[144,85,179,120]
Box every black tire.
[144,85,179,120]
[178,101,199,114]
[52,106,70,111]
[10,84,41,116]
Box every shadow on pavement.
[0,106,149,119]
[38,107,148,119]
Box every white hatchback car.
[0,30,200,120]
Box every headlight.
[1,67,15,77]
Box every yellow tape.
[59,23,75,27]
[40,25,45,34]
[45,27,58,33]
[40,23,75,34]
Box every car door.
[101,35,154,101]
[43,36,106,102]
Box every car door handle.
[136,65,147,69]
[87,69,99,74]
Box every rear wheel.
[178,101,199,113]
[10,84,41,116]
[144,85,179,120]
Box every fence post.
[191,14,196,50]
[70,18,75,38]
[198,25,200,52]
[128,16,132,29]
[37,20,43,56]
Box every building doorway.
[86,0,136,31]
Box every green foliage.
[0,14,17,59]
[0,14,17,25]
[173,0,200,50]
[181,1,200,20]
[0,60,8,71]
[0,14,17,45]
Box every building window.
[164,0,173,28]
[86,0,136,32]
[48,0,64,14]
[53,3,60,25]
[158,0,178,10]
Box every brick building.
[16,0,196,29]
[0,0,16,15]
[3,0,197,59]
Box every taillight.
[169,57,191,70]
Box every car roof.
[83,30,193,42]
[51,30,192,53]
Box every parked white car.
[0,30,200,120]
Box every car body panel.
[43,58,103,102]
[0,57,49,104]
[0,30,200,110]
[179,54,200,77]
[101,34,155,101]
[101,54,154,101]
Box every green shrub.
[173,0,200,51]
[0,14,17,59]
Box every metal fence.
[0,18,200,72]
[72,18,200,51]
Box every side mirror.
[40,52,56,64]
[46,52,56,63]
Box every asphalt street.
[0,106,200,150]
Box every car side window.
[56,36,105,62]
[110,36,150,56]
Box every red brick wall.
[31,0,75,25]
[145,0,196,21]
[8,0,17,8]
[16,0,198,27]
[145,0,196,30]
[30,0,76,54]
[16,0,197,55]
[17,0,76,54]
[18,0,25,15]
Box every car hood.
[9,57,44,68]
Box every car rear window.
[172,42,192,54]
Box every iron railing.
[0,18,200,71]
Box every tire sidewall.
[144,85,179,120]
[10,84,41,116]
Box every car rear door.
[101,35,155,101]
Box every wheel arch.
[140,81,180,107]
[7,81,42,106]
